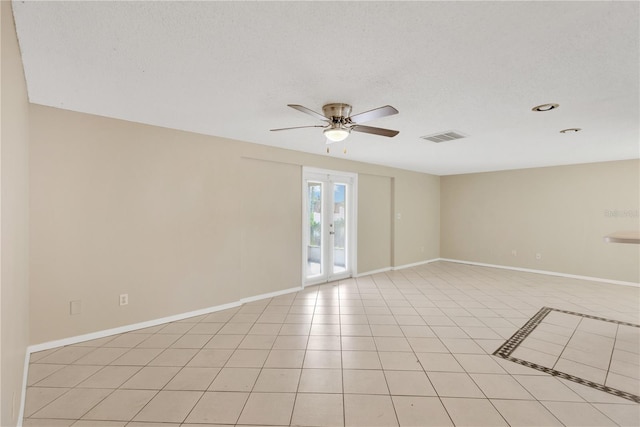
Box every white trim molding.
[239,286,302,304]
[17,352,30,427]
[354,267,392,277]
[28,301,241,354]
[354,259,441,278]
[392,258,441,271]
[20,257,635,425]
[27,285,305,354]
[19,286,302,426]
[439,258,640,288]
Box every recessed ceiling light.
[560,128,581,133]
[531,103,559,112]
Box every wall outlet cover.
[70,300,82,315]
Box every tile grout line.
[380,276,405,427]
[551,317,583,371]
[416,268,484,427]
[286,289,315,426]
[339,279,348,427]
[178,303,258,425]
[116,306,240,424]
[437,272,512,427]
[493,306,640,404]
[220,303,263,425]
[603,323,619,389]
[24,262,640,425]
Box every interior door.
[303,168,356,285]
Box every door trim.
[302,167,358,287]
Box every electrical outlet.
[536,253,542,260]
[119,294,129,306]
[396,212,402,220]
[420,246,425,252]
[511,249,517,256]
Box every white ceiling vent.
[420,130,467,143]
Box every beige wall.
[29,105,440,344]
[357,174,392,273]
[239,158,302,294]
[441,160,640,283]
[394,171,441,266]
[1,2,31,425]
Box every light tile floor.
[23,261,640,426]
[497,306,640,401]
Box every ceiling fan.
[271,103,399,143]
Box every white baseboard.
[20,257,636,424]
[354,258,441,277]
[27,286,306,354]
[28,300,242,354]
[26,258,636,353]
[392,258,441,271]
[240,286,302,304]
[439,258,640,288]
[354,267,392,277]
[17,351,30,427]
[21,285,306,425]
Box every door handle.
[329,231,335,235]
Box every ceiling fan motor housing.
[323,103,352,124]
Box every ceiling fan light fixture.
[324,127,350,142]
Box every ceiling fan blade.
[270,125,327,132]
[287,104,328,122]
[351,125,399,138]
[349,105,398,124]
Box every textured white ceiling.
[12,1,639,175]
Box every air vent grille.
[420,130,467,143]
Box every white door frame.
[302,167,358,287]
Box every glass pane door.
[332,183,347,275]
[307,181,323,278]
[303,168,356,285]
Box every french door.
[303,168,357,286]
